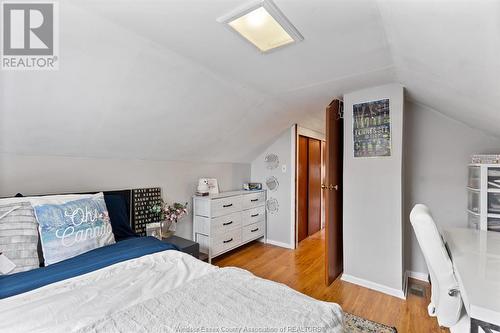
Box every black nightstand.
[162,235,199,259]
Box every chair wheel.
[428,303,437,317]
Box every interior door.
[297,135,309,243]
[324,99,343,285]
[307,138,321,235]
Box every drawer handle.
[223,204,233,208]
[251,228,259,232]
[223,238,233,244]
[223,221,233,226]
[251,199,259,202]
[251,213,259,217]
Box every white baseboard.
[406,270,429,283]
[266,239,294,249]
[404,270,429,298]
[341,273,406,300]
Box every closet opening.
[296,132,326,244]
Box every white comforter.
[0,250,343,333]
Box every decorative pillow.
[33,193,115,265]
[0,202,40,274]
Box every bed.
[0,190,343,332]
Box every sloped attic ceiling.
[377,0,500,137]
[0,0,497,164]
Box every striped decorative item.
[0,202,39,274]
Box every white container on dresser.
[193,190,266,263]
[467,164,500,231]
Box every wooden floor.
[213,230,448,333]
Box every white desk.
[443,228,500,331]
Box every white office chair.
[409,204,465,329]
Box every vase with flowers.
[150,200,188,238]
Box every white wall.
[0,1,329,165]
[343,84,405,298]
[344,89,500,282]
[404,101,500,276]
[0,153,250,240]
[251,126,296,249]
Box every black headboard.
[2,188,162,237]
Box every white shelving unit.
[468,164,500,231]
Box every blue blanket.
[0,237,178,299]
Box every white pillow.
[32,193,115,265]
[0,202,40,274]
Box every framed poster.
[352,98,391,157]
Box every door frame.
[294,125,326,248]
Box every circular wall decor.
[266,198,279,214]
[264,153,279,170]
[265,176,279,192]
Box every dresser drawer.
[211,196,242,217]
[211,212,242,233]
[241,192,266,210]
[212,229,242,255]
[242,221,265,242]
[242,206,265,226]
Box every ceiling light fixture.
[217,0,303,53]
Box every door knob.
[321,184,328,189]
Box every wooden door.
[325,99,343,285]
[297,136,309,243]
[307,138,321,235]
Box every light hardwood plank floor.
[213,229,448,333]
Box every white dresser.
[193,190,266,263]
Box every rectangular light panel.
[219,0,303,53]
